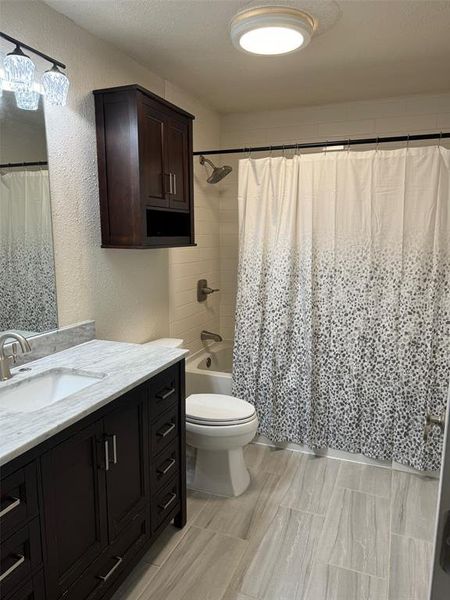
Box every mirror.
[0,90,58,336]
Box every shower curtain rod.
[0,161,48,168]
[193,131,450,156]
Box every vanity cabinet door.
[103,385,149,542]
[41,420,108,600]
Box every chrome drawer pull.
[0,554,25,583]
[112,434,118,465]
[0,497,20,518]
[104,439,110,471]
[97,556,122,582]
[157,422,176,438]
[157,457,176,476]
[158,492,177,511]
[156,387,176,401]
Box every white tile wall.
[218,92,450,342]
[165,83,222,354]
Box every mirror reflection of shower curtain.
[232,147,450,471]
[0,168,57,333]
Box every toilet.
[143,337,258,497]
[186,393,258,497]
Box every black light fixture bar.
[0,31,66,69]
[194,131,450,156]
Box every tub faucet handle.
[197,279,220,302]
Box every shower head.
[199,155,232,184]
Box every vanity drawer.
[3,570,45,600]
[150,405,179,456]
[0,463,38,539]
[151,440,179,493]
[65,512,149,600]
[148,365,179,420]
[0,519,42,599]
[151,477,180,531]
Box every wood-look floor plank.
[304,563,388,600]
[223,506,324,600]
[141,526,247,600]
[280,454,341,515]
[110,561,159,600]
[391,471,439,542]
[388,534,434,600]
[142,490,210,566]
[244,443,302,474]
[337,461,392,498]
[193,466,293,541]
[318,487,390,578]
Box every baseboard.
[253,435,440,479]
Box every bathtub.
[186,341,233,396]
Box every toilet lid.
[186,394,256,425]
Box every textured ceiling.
[44,0,450,113]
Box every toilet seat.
[186,394,256,427]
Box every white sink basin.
[0,368,105,413]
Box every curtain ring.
[376,137,379,153]
[406,134,410,152]
[246,146,251,159]
[347,138,351,154]
[439,131,443,148]
[270,145,273,157]
[323,141,328,156]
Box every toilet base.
[191,446,251,497]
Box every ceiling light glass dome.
[230,6,315,56]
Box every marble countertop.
[0,340,188,466]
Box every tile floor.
[112,444,439,600]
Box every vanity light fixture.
[3,45,35,90]
[42,64,70,106]
[15,86,40,111]
[230,6,316,55]
[0,32,70,110]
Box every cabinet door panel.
[41,420,107,600]
[140,101,169,208]
[167,118,190,211]
[104,386,148,541]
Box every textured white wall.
[218,92,450,341]
[1,0,220,345]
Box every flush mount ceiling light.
[230,6,316,55]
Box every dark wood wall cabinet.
[0,361,186,600]
[94,85,195,249]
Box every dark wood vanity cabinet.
[0,360,186,600]
[94,84,195,248]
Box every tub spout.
[201,330,223,343]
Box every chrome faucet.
[0,333,31,381]
[201,330,223,343]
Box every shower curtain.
[232,146,450,471]
[0,168,57,333]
